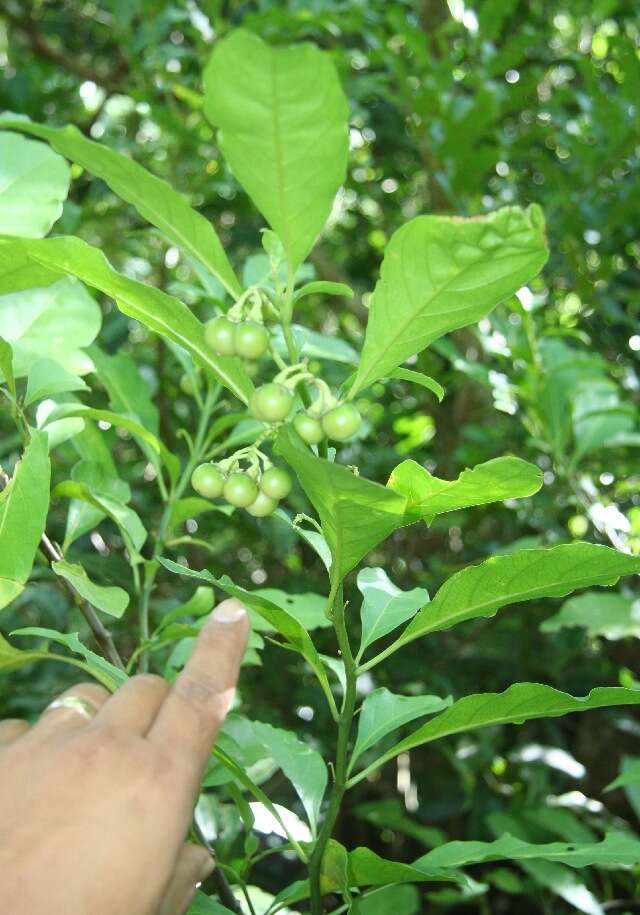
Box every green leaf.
[350,885,420,915]
[0,277,100,378]
[606,757,640,793]
[320,839,350,896]
[0,130,70,237]
[388,368,445,402]
[542,591,640,641]
[414,830,640,871]
[157,558,336,718]
[53,479,147,560]
[353,683,640,781]
[275,426,407,579]
[51,559,129,619]
[293,281,354,303]
[251,589,332,631]
[350,688,452,769]
[10,627,127,690]
[24,358,88,406]
[0,336,16,401]
[252,721,328,835]
[63,457,127,550]
[0,430,50,610]
[348,848,464,888]
[0,117,241,297]
[46,404,179,486]
[0,631,48,672]
[350,205,548,395]
[388,456,542,524]
[357,568,428,656]
[203,30,349,272]
[272,324,359,364]
[397,543,640,649]
[516,860,603,915]
[187,892,236,915]
[0,237,253,404]
[89,347,159,433]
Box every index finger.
[148,598,248,786]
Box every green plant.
[1,26,639,915]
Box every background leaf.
[51,559,129,619]
[0,130,70,237]
[0,117,242,297]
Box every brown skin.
[0,598,249,915]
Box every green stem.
[137,382,221,671]
[278,270,329,459]
[308,584,357,914]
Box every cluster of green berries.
[191,462,292,518]
[205,316,270,361]
[249,383,361,442]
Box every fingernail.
[212,598,247,624]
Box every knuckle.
[132,673,168,693]
[174,672,221,709]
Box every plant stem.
[278,270,329,459]
[308,584,357,914]
[192,818,245,915]
[39,532,126,672]
[137,382,221,671]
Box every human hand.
[0,598,249,915]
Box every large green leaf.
[350,885,420,915]
[51,559,129,619]
[0,430,50,610]
[395,543,640,649]
[414,830,640,871]
[350,688,452,770]
[357,568,428,657]
[0,277,100,378]
[350,205,548,395]
[203,30,349,272]
[0,117,241,297]
[0,130,70,237]
[252,721,327,835]
[350,683,640,782]
[275,426,407,579]
[0,237,253,404]
[388,456,542,524]
[158,558,336,717]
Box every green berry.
[223,472,259,508]
[293,412,325,445]
[250,383,294,423]
[321,403,361,441]
[260,467,292,500]
[246,491,279,517]
[205,316,236,355]
[180,373,197,396]
[191,464,225,499]
[234,321,269,360]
